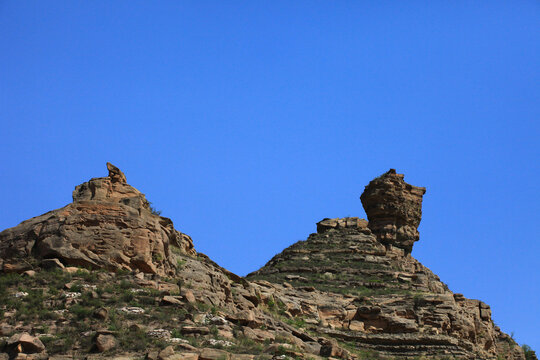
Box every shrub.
[523,345,537,360]
[149,202,162,215]
[70,304,93,320]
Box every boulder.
[199,348,230,360]
[158,346,175,360]
[161,296,183,306]
[7,333,46,353]
[95,334,116,352]
[93,307,108,320]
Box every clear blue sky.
[1,1,538,350]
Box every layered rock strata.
[0,167,526,360]
[248,170,523,359]
[248,222,522,358]
[0,163,195,276]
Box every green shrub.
[119,279,133,289]
[149,202,162,215]
[523,345,537,360]
[70,304,93,320]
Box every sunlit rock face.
[360,169,426,254]
[0,163,195,276]
[248,170,523,359]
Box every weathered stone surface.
[7,333,45,353]
[158,346,175,360]
[161,295,183,306]
[0,167,526,360]
[0,163,195,276]
[95,334,116,352]
[106,162,127,184]
[248,170,524,360]
[360,169,426,254]
[199,348,230,360]
[172,353,199,360]
[93,307,108,320]
[316,217,369,234]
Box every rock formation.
[249,169,524,359]
[0,163,195,276]
[360,169,426,254]
[0,166,527,360]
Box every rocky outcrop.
[0,163,195,276]
[0,167,526,360]
[248,218,523,359]
[248,170,524,359]
[316,217,368,233]
[360,169,426,254]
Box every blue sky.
[1,1,539,350]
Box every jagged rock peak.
[72,162,150,211]
[106,162,127,183]
[0,163,195,275]
[360,169,426,254]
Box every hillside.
[0,165,530,360]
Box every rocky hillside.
[0,165,530,360]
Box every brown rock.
[360,169,426,254]
[95,334,116,352]
[0,323,14,336]
[161,295,183,306]
[7,333,46,353]
[93,307,108,320]
[106,162,127,184]
[158,283,180,294]
[181,289,196,304]
[172,353,199,360]
[319,338,347,358]
[199,348,230,360]
[180,326,210,335]
[0,163,196,276]
[349,320,364,331]
[317,217,368,233]
[2,262,32,274]
[230,355,254,360]
[158,346,175,360]
[64,266,87,274]
[242,327,275,342]
[226,310,260,327]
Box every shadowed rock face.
[0,163,195,275]
[360,169,426,254]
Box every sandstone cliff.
[0,166,527,360]
[0,163,195,276]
